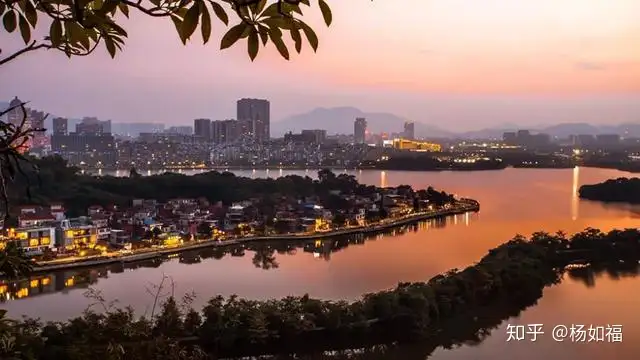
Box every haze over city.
[2,0,640,130]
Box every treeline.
[2,228,639,359]
[9,157,454,217]
[579,177,640,204]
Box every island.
[1,156,479,269]
[578,177,640,204]
[1,227,639,359]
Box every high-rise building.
[212,119,239,144]
[7,96,26,127]
[194,118,212,141]
[53,117,68,135]
[354,117,367,144]
[237,98,270,143]
[403,121,415,140]
[29,110,47,148]
[76,117,111,135]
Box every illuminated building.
[1,226,56,255]
[392,138,442,152]
[56,218,98,250]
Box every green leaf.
[220,23,246,49]
[170,15,183,40]
[270,31,289,60]
[101,0,119,15]
[24,0,38,27]
[260,3,279,18]
[263,16,293,30]
[257,24,269,45]
[18,15,30,43]
[66,22,91,50]
[290,25,301,53]
[247,28,259,61]
[210,1,228,25]
[104,37,116,58]
[118,3,129,17]
[201,2,212,44]
[318,0,332,26]
[49,19,63,47]
[180,4,200,43]
[299,21,318,52]
[254,0,267,14]
[3,10,17,33]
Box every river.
[3,167,640,359]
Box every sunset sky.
[1,0,640,130]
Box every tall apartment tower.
[193,118,212,141]
[7,96,25,126]
[53,117,68,135]
[354,117,367,144]
[404,121,415,140]
[237,98,270,143]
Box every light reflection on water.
[5,167,640,359]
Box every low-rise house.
[18,205,58,227]
[1,226,56,255]
[50,203,66,220]
[87,205,104,216]
[90,214,111,240]
[18,212,56,228]
[56,218,98,251]
[109,229,132,250]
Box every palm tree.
[0,242,33,279]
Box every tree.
[0,0,334,66]
[0,102,46,226]
[0,242,33,278]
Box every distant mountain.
[453,122,640,139]
[272,107,454,138]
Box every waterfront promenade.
[33,200,479,273]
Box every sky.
[1,0,640,130]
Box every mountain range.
[273,107,640,139]
[3,102,639,139]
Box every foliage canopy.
[0,0,334,65]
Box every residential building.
[194,118,212,141]
[1,226,56,255]
[237,98,270,143]
[403,121,415,140]
[56,218,98,250]
[52,117,68,135]
[354,117,367,144]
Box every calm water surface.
[4,167,640,359]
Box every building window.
[40,237,50,246]
[29,239,39,247]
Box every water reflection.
[0,214,475,303]
[572,166,580,221]
[277,262,639,360]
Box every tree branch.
[0,41,52,67]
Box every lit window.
[29,239,39,247]
[40,237,50,245]
[42,278,51,286]
[30,279,39,288]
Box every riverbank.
[7,228,637,359]
[32,201,479,273]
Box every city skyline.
[1,0,640,129]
